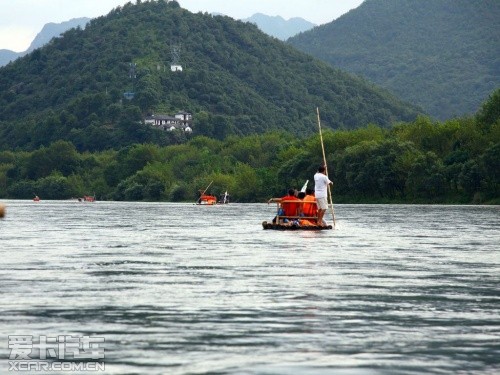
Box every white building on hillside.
[145,112,193,132]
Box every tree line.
[1,90,498,204]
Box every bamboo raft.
[262,221,332,230]
[263,200,333,230]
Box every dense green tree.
[7,180,37,199]
[23,140,80,180]
[168,182,189,202]
[480,143,500,198]
[459,160,484,198]
[406,152,446,199]
[35,173,76,199]
[477,88,500,132]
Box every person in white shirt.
[314,165,333,226]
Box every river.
[0,200,498,374]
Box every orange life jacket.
[302,195,317,216]
[281,195,299,216]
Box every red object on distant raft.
[197,194,217,205]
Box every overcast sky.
[0,0,364,52]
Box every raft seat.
[275,215,318,221]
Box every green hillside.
[0,0,420,152]
[288,0,500,121]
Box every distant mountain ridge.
[242,13,315,40]
[288,0,500,120]
[0,17,90,67]
[27,18,91,53]
[0,49,19,68]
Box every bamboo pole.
[316,107,336,228]
[197,180,214,203]
[201,180,213,195]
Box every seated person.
[280,189,300,218]
[268,189,300,223]
[302,188,318,218]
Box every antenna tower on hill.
[170,44,183,72]
[124,62,137,100]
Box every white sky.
[0,0,364,52]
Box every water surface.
[0,201,499,374]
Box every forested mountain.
[288,0,500,121]
[241,13,315,40]
[0,18,90,67]
[0,0,420,152]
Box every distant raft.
[197,194,218,205]
[262,221,332,230]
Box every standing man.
[314,165,333,227]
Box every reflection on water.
[0,201,499,374]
